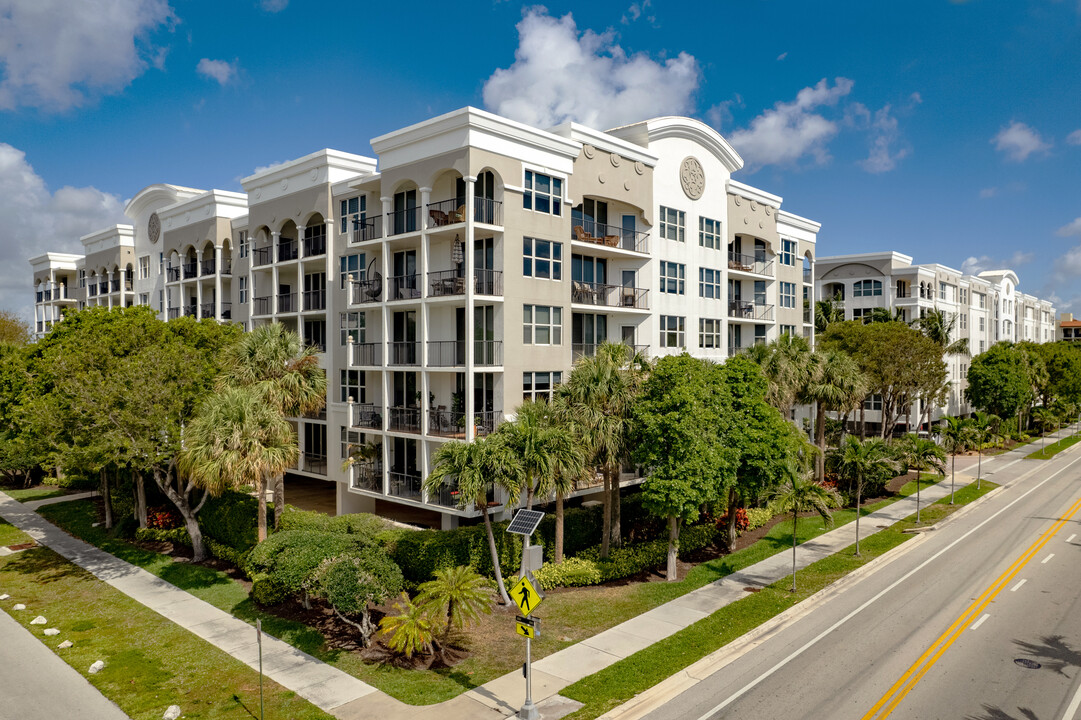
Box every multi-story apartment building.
[815,251,1056,431]
[28,107,819,526]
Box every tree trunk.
[950,453,956,505]
[134,472,147,529]
[726,487,740,548]
[273,472,285,529]
[977,446,982,490]
[666,515,679,582]
[182,509,206,563]
[100,469,113,530]
[256,474,268,543]
[791,510,798,592]
[600,467,611,559]
[151,467,207,562]
[555,493,565,564]
[482,505,511,605]
[815,402,827,482]
[860,403,866,440]
[610,464,622,549]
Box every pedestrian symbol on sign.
[509,575,543,617]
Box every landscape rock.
[91,522,101,528]
[58,640,73,649]
[88,660,105,674]
[44,628,60,636]
[30,616,46,625]
[12,603,25,610]
[163,705,182,720]
[0,593,9,600]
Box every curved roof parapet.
[125,183,205,221]
[605,116,744,173]
[977,269,1020,286]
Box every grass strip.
[0,485,75,502]
[1025,432,1081,460]
[0,517,33,546]
[560,480,997,720]
[0,546,333,720]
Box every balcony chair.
[573,225,598,244]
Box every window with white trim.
[340,253,363,289]
[340,196,366,233]
[158,290,163,312]
[863,394,883,411]
[660,315,685,348]
[960,313,967,330]
[340,311,363,345]
[979,316,985,331]
[523,305,562,345]
[699,318,721,348]
[238,231,248,258]
[523,171,562,215]
[780,239,796,266]
[239,276,248,304]
[340,369,363,403]
[660,261,685,294]
[341,426,360,460]
[138,293,149,306]
[523,238,563,280]
[79,269,86,288]
[159,253,164,276]
[523,371,562,402]
[138,256,150,280]
[780,324,797,336]
[699,217,722,249]
[780,281,797,308]
[853,280,883,297]
[659,207,685,242]
[699,267,721,299]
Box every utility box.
[522,545,544,573]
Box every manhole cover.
[743,586,761,593]
[1014,658,1041,669]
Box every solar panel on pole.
[506,509,544,536]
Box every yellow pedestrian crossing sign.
[509,575,543,617]
[516,621,536,639]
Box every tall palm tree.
[753,334,813,419]
[1032,406,1057,454]
[548,394,592,563]
[970,411,998,490]
[426,435,520,605]
[216,323,326,528]
[831,436,899,555]
[916,308,969,355]
[770,464,841,591]
[804,350,868,481]
[496,400,582,510]
[894,433,946,523]
[939,416,972,504]
[814,296,845,334]
[179,385,297,544]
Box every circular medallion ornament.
[280,179,288,192]
[680,157,705,200]
[764,206,772,216]
[148,212,160,244]
[634,161,645,175]
[582,144,595,159]
[750,200,758,211]
[733,195,741,206]
[610,153,622,167]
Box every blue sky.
[2,0,1080,317]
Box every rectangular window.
[523,238,563,280]
[340,196,366,233]
[960,287,967,304]
[659,315,685,348]
[979,316,985,331]
[523,305,563,345]
[238,230,248,258]
[239,276,248,304]
[138,256,150,280]
[339,253,363,289]
[699,217,722,248]
[660,261,686,294]
[158,290,164,312]
[978,293,986,308]
[659,206,685,242]
[780,324,797,336]
[979,340,986,353]
[699,318,721,348]
[523,171,562,215]
[79,269,86,288]
[340,369,363,403]
[781,239,796,266]
[138,293,149,306]
[340,311,363,345]
[939,281,947,300]
[523,371,563,402]
[780,281,797,309]
[863,394,883,411]
[341,426,360,460]
[158,253,164,276]
[852,307,872,322]
[699,267,721,299]
[960,313,967,329]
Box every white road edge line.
[692,451,1081,720]
[1067,534,1077,543]
[1011,579,1027,592]
[1061,672,1081,720]
[1043,553,1055,564]
[970,613,990,630]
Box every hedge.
[389,524,522,585]
[745,508,773,531]
[278,506,386,545]
[245,530,369,605]
[199,491,267,554]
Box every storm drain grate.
[1014,658,1041,669]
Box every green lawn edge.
[1025,432,1081,460]
[559,480,998,720]
[0,486,76,502]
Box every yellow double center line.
[861,492,1081,720]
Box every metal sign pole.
[257,619,265,720]
[520,633,537,720]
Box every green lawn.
[0,546,333,720]
[0,518,32,546]
[0,485,74,502]
[1025,432,1081,460]
[560,480,999,720]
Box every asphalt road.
[0,604,129,720]
[645,439,1081,720]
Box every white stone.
[58,640,73,649]
[162,705,182,720]
[12,603,25,610]
[0,593,9,600]
[88,660,105,674]
[30,616,46,625]
[44,628,59,636]
[91,522,101,528]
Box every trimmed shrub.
[205,537,251,568]
[251,573,288,606]
[307,548,404,645]
[278,506,332,532]
[279,507,387,544]
[745,508,773,531]
[534,557,603,589]
[135,527,190,545]
[245,530,368,604]
[199,491,267,554]
[391,524,522,585]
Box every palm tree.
[216,323,326,528]
[770,464,842,591]
[804,350,868,482]
[1032,406,1057,454]
[496,400,582,510]
[548,394,592,563]
[970,411,999,490]
[916,308,969,355]
[752,334,813,419]
[178,385,297,544]
[895,433,946,523]
[417,565,492,647]
[831,436,898,555]
[379,592,437,663]
[814,296,845,334]
[939,416,972,504]
[426,435,520,605]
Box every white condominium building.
[29,107,819,526]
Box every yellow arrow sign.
[509,575,543,617]
[516,621,536,639]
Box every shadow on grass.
[229,598,340,662]
[158,561,235,591]
[0,547,84,584]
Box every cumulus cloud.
[482,7,698,130]
[196,58,238,85]
[621,0,655,25]
[0,0,175,111]
[991,121,1051,162]
[776,52,787,61]
[1067,129,1081,146]
[728,77,853,170]
[960,251,1034,276]
[848,103,909,173]
[0,143,126,316]
[1056,217,1081,237]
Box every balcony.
[351,215,383,243]
[277,292,297,313]
[389,207,420,236]
[167,266,181,282]
[351,402,383,429]
[303,289,326,311]
[427,340,503,367]
[253,246,273,267]
[727,252,774,277]
[352,342,382,366]
[388,471,422,501]
[184,303,198,318]
[803,268,813,284]
[98,282,109,295]
[429,410,499,439]
[351,278,383,304]
[389,342,419,366]
[182,263,197,280]
[389,275,422,301]
[221,259,232,276]
[278,240,298,263]
[474,197,503,226]
[728,301,775,322]
[388,406,421,433]
[221,302,232,320]
[426,199,466,227]
[167,308,180,320]
[88,285,98,297]
[474,268,503,296]
[571,282,649,310]
[427,269,504,297]
[351,464,383,493]
[253,296,272,316]
[571,221,649,253]
[201,258,216,276]
[35,292,43,302]
[728,339,766,355]
[303,235,326,257]
[200,302,215,319]
[430,481,464,508]
[303,453,328,476]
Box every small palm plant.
[770,464,842,592]
[939,416,972,505]
[895,434,946,523]
[380,592,438,665]
[417,565,492,649]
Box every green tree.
[379,592,438,663]
[803,349,868,482]
[916,308,969,355]
[748,333,813,418]
[895,433,946,523]
[769,461,841,591]
[965,343,1034,421]
[417,565,492,647]
[307,549,404,647]
[0,310,31,346]
[830,436,898,555]
[938,416,972,504]
[814,296,844,335]
[969,411,999,489]
[496,400,582,510]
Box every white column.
[195,248,204,318]
[464,176,476,442]
[119,267,127,308]
[418,186,431,446]
[214,244,223,321]
[297,225,307,259]
[106,269,113,309]
[380,198,392,497]
[380,197,391,240]
[271,232,280,316]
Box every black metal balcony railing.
[166,266,181,282]
[727,251,774,277]
[389,275,421,301]
[221,302,232,320]
[99,282,109,294]
[388,472,422,501]
[125,278,133,292]
[388,407,421,433]
[432,482,463,508]
[429,409,465,437]
[253,246,273,267]
[571,282,649,309]
[184,304,197,318]
[221,259,232,276]
[351,465,383,493]
[351,402,382,429]
[253,296,272,316]
[303,453,328,476]
[428,269,466,297]
[278,239,298,263]
[352,342,381,366]
[109,279,120,292]
[428,340,465,367]
[351,215,383,243]
[571,220,650,253]
[277,292,297,313]
[474,197,503,226]
[728,301,775,321]
[302,235,326,257]
[389,207,420,236]
[475,340,502,366]
[201,258,215,276]
[200,302,215,319]
[575,342,647,360]
[182,263,197,279]
[474,268,503,296]
[305,337,327,353]
[88,285,98,297]
[303,289,326,311]
[426,198,466,227]
[389,341,419,366]
[351,277,382,304]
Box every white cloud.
[196,58,238,85]
[259,0,288,10]
[728,77,853,170]
[979,187,997,199]
[991,121,1051,162]
[776,52,787,61]
[852,103,909,173]
[1067,129,1081,146]
[0,143,126,316]
[482,8,698,130]
[621,0,654,25]
[960,251,1034,276]
[0,0,175,111]
[1056,217,1081,237]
